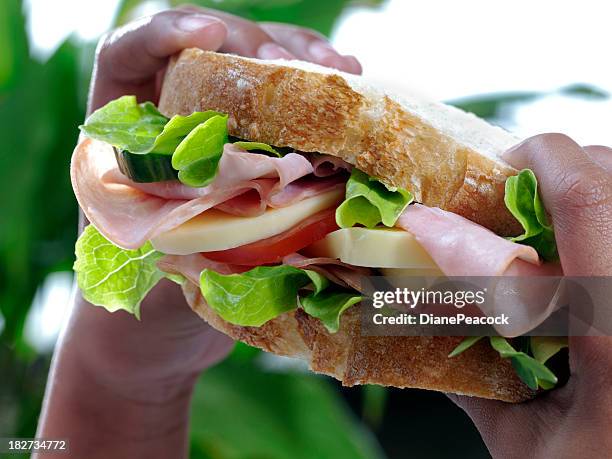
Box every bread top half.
[159,49,522,235]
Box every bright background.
[1,0,610,458]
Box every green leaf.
[172,114,228,187]
[504,169,558,261]
[448,336,484,358]
[489,337,558,390]
[303,269,330,295]
[233,141,282,157]
[79,95,168,153]
[73,225,164,318]
[530,336,568,364]
[152,110,223,154]
[80,95,227,160]
[336,169,413,229]
[200,265,313,327]
[300,290,362,333]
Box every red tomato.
[203,208,338,265]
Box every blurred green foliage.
[190,351,385,459]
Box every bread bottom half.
[181,282,533,402]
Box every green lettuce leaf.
[233,141,281,157]
[73,225,165,318]
[304,270,330,295]
[79,95,168,153]
[172,114,228,187]
[448,336,484,357]
[199,264,360,331]
[505,169,558,261]
[152,110,224,154]
[530,336,568,364]
[81,96,229,187]
[489,336,558,390]
[301,290,362,333]
[200,265,320,327]
[336,169,413,228]
[450,336,562,390]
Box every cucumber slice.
[114,148,177,183]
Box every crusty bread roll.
[159,49,522,236]
[182,282,533,402]
[159,50,533,402]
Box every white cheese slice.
[304,227,440,269]
[151,189,343,255]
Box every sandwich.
[71,49,567,403]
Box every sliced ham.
[213,180,276,217]
[158,254,248,285]
[309,153,352,177]
[396,204,547,276]
[72,139,322,249]
[396,204,563,336]
[216,176,345,217]
[267,176,345,209]
[283,253,371,292]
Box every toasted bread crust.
[159,49,521,235]
[181,282,533,402]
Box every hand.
[449,134,612,459]
[89,5,361,112]
[36,7,361,459]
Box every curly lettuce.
[336,169,413,228]
[505,169,558,261]
[199,265,361,329]
[73,225,166,318]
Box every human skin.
[449,134,612,459]
[35,7,612,459]
[34,7,361,459]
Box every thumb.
[502,133,612,276]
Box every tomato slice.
[202,208,338,266]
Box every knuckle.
[530,132,579,152]
[95,30,118,64]
[295,26,326,41]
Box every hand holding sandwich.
[36,7,361,459]
[450,134,612,458]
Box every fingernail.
[257,42,294,60]
[175,14,221,33]
[308,41,339,61]
[342,55,362,74]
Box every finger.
[584,145,612,171]
[97,10,228,83]
[260,22,362,74]
[177,6,295,59]
[502,133,612,275]
[446,393,542,456]
[568,336,612,381]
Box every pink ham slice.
[158,252,370,294]
[217,176,345,217]
[283,253,371,292]
[396,204,552,276]
[158,254,248,285]
[396,204,563,336]
[309,153,352,177]
[72,140,317,249]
